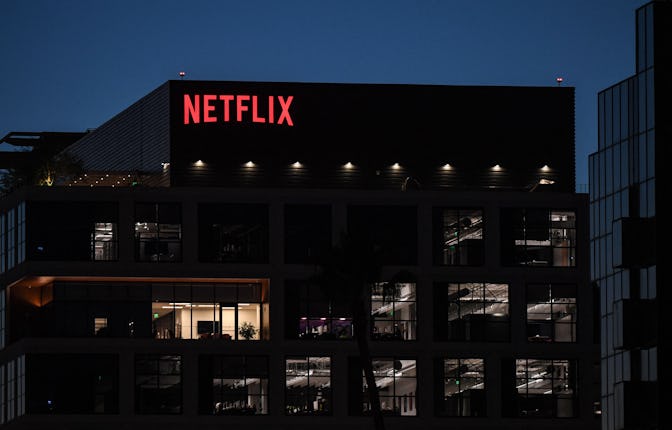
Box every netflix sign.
[183,94,294,126]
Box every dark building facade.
[0,80,597,429]
[590,1,670,429]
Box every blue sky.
[0,0,644,187]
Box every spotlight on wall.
[292,161,302,168]
[442,163,452,170]
[392,163,401,169]
[541,164,550,171]
[194,159,204,166]
[492,164,502,170]
[344,162,354,169]
[245,161,256,167]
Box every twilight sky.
[0,0,645,188]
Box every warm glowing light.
[392,163,401,169]
[344,162,354,169]
[292,161,302,168]
[195,159,205,166]
[245,161,255,167]
[442,163,452,170]
[541,164,550,171]
[492,164,502,170]
[161,162,170,169]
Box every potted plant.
[238,322,258,340]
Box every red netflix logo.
[183,94,294,126]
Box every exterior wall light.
[344,162,354,169]
[541,164,550,171]
[392,163,401,169]
[194,160,205,166]
[245,161,256,167]
[492,164,502,170]
[442,163,452,170]
[292,161,302,168]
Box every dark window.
[135,354,182,414]
[501,209,576,267]
[350,357,417,416]
[371,282,416,340]
[433,208,484,265]
[347,205,417,265]
[10,281,151,341]
[437,358,486,417]
[514,359,577,418]
[135,203,181,262]
[26,354,118,414]
[199,355,268,415]
[198,203,268,263]
[285,356,331,415]
[526,284,577,343]
[27,202,118,261]
[284,204,331,264]
[284,280,352,340]
[434,282,509,342]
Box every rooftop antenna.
[179,71,186,80]
[556,77,564,86]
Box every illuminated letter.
[277,96,294,126]
[252,96,266,123]
[237,95,250,122]
[219,95,234,122]
[203,94,216,123]
[268,96,274,124]
[184,94,199,124]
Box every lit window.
[371,282,416,340]
[360,358,416,416]
[440,358,486,416]
[515,359,576,417]
[285,356,331,415]
[206,355,268,415]
[437,282,509,342]
[526,284,577,343]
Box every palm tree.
[311,232,386,430]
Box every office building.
[1,79,597,429]
[590,1,669,429]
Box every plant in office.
[239,321,258,340]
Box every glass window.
[285,356,331,415]
[360,358,417,416]
[135,354,182,414]
[202,355,268,415]
[436,282,509,342]
[526,284,577,342]
[198,203,268,263]
[91,222,117,261]
[501,209,576,267]
[26,354,118,414]
[285,280,352,340]
[433,208,484,266]
[284,204,331,264]
[135,203,181,262]
[515,359,576,418]
[371,282,416,340]
[27,202,118,262]
[439,358,485,417]
[347,205,417,265]
[152,282,267,341]
[1,212,5,274]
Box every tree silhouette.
[311,232,386,430]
